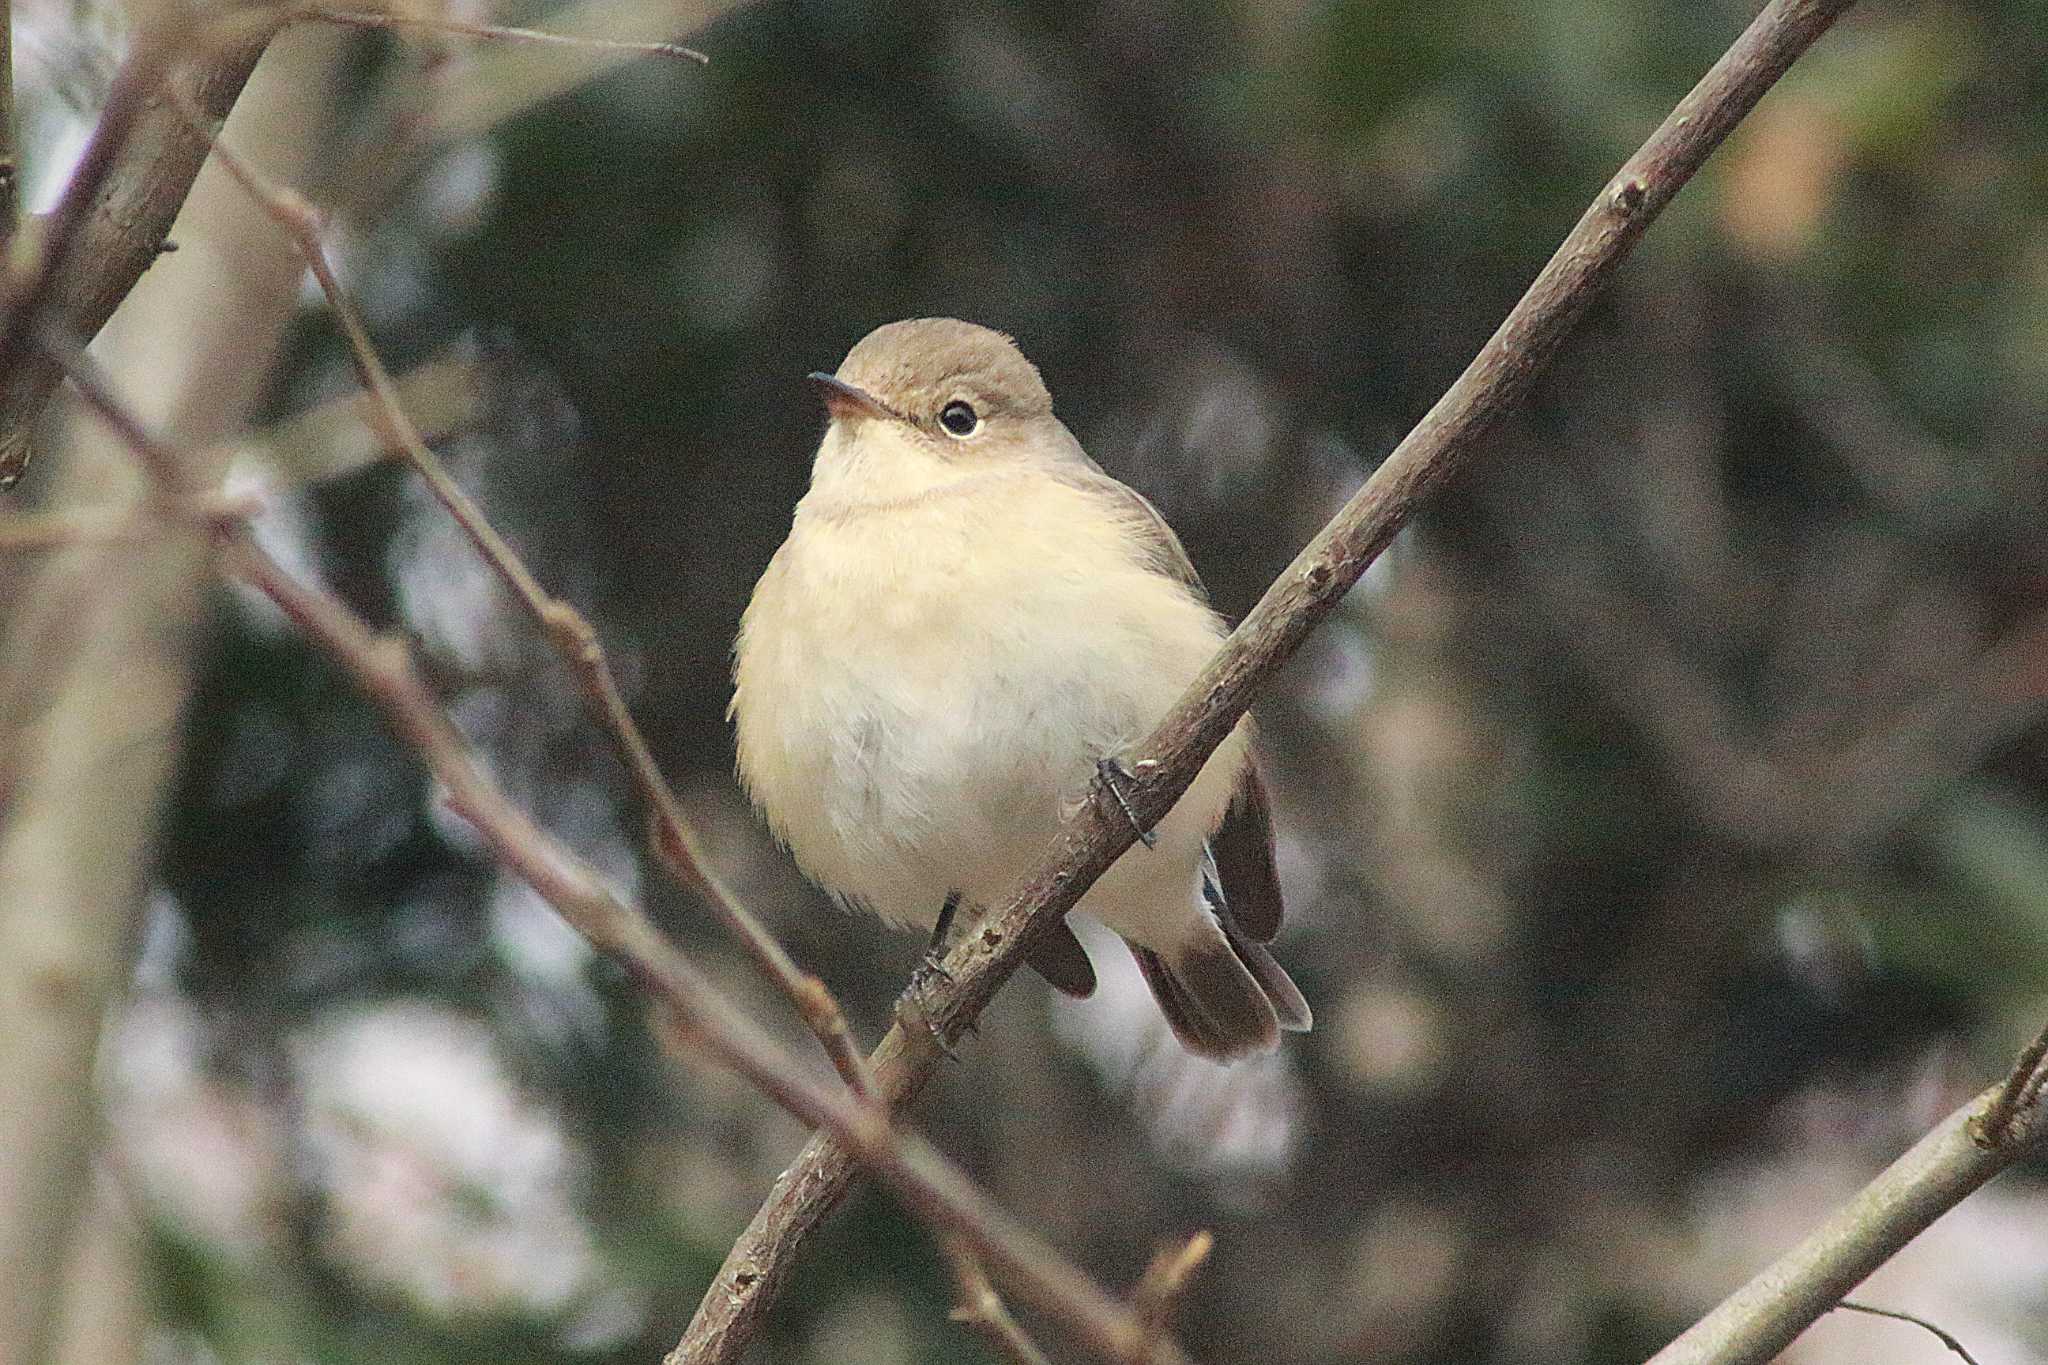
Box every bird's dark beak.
[806,372,891,422]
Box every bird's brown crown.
[834,318,1053,422]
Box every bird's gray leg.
[1096,756,1158,848]
[924,891,959,969]
[898,892,962,1061]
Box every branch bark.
[0,10,284,487]
[0,24,348,1361]
[671,1,1860,1358]
[174,99,874,1097]
[44,337,1199,1365]
[1645,1079,2045,1365]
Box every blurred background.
[4,0,2048,1361]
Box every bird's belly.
[743,562,1119,928]
[734,498,1239,941]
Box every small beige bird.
[731,318,1309,1060]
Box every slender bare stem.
[175,97,875,1099]
[1645,1080,2043,1365]
[671,3,1860,1359]
[46,335,1189,1365]
[946,1241,1055,1365]
[296,7,707,63]
[1832,1302,1982,1365]
[1131,1231,1212,1351]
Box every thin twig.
[176,98,875,1099]
[424,0,743,147]
[0,5,283,487]
[1833,1301,1984,1365]
[1646,1079,2044,1365]
[946,1240,1055,1365]
[1971,1016,2048,1150]
[297,7,707,63]
[0,494,257,553]
[1131,1231,1212,1351]
[671,3,1860,1359]
[46,336,1194,1365]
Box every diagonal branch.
[1131,1230,1213,1349]
[295,7,706,62]
[946,1242,1055,1365]
[174,95,873,1097]
[670,1,1861,1358]
[43,333,1195,1365]
[1832,1302,1984,1365]
[1645,1071,2047,1365]
[0,7,285,487]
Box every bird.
[730,318,1309,1060]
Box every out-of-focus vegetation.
[11,0,2048,1361]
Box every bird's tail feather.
[1129,921,1310,1062]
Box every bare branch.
[0,8,284,487]
[1972,1016,2048,1150]
[672,2,1860,1357]
[0,492,256,553]
[1131,1231,1212,1348]
[1645,1080,2043,1365]
[946,1242,1055,1365]
[47,337,1192,1365]
[1832,1302,1984,1365]
[0,0,18,238]
[297,7,707,63]
[178,103,875,1098]
[426,0,743,146]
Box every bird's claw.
[917,949,954,987]
[894,979,960,1062]
[1097,756,1157,848]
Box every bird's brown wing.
[1054,467,1286,942]
[1025,919,1099,997]
[1210,757,1284,941]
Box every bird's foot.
[913,947,954,991]
[894,972,959,1061]
[1096,756,1157,848]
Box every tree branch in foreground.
[1645,1065,2046,1365]
[42,330,1199,1365]
[296,7,706,62]
[0,7,283,487]
[671,1,1859,1358]
[172,91,873,1099]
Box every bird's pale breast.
[732,473,1238,934]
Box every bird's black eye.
[938,400,979,437]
